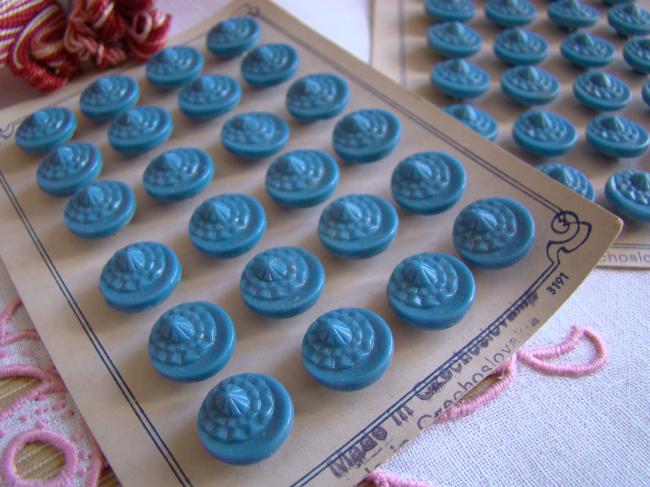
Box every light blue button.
[146,46,204,89]
[608,3,650,37]
[643,80,650,107]
[265,150,339,208]
[189,193,266,259]
[240,247,324,318]
[391,151,466,214]
[286,73,349,121]
[64,180,135,239]
[453,197,535,268]
[148,301,235,382]
[178,75,241,120]
[501,66,559,105]
[319,194,398,259]
[198,373,294,464]
[586,115,649,159]
[36,142,102,196]
[241,43,299,87]
[332,109,401,163]
[431,59,490,99]
[606,170,650,222]
[207,17,261,58]
[99,241,181,313]
[388,253,475,329]
[513,111,578,157]
[16,107,77,154]
[143,148,214,202]
[302,308,393,391]
[561,32,615,68]
[425,0,475,21]
[427,22,482,58]
[623,37,650,74]
[573,71,631,112]
[493,28,548,65]
[548,0,599,31]
[537,162,595,201]
[108,106,173,155]
[80,75,139,121]
[221,112,289,159]
[443,104,499,141]
[485,0,536,27]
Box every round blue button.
[426,21,483,58]
[108,106,173,155]
[443,104,499,141]
[512,111,578,157]
[99,241,181,313]
[36,142,102,197]
[391,151,467,214]
[206,17,261,58]
[606,170,650,222]
[241,43,299,87]
[319,194,398,259]
[143,148,214,202]
[221,112,289,159]
[189,193,266,259]
[197,373,294,465]
[453,197,535,268]
[643,80,650,107]
[286,73,349,121]
[431,59,490,99]
[561,32,615,68]
[387,253,475,329]
[548,0,599,31]
[623,37,650,74]
[265,150,339,208]
[425,0,475,22]
[493,28,549,66]
[485,0,536,27]
[146,46,204,89]
[332,109,401,163]
[608,3,650,37]
[501,66,560,105]
[80,75,139,121]
[240,247,324,318]
[573,71,631,112]
[537,162,595,201]
[16,107,77,155]
[178,75,241,119]
[302,308,393,391]
[148,301,235,382]
[586,115,649,159]
[64,180,135,239]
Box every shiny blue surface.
[485,0,536,27]
[80,75,139,121]
[427,21,483,58]
[443,104,499,141]
[146,46,204,88]
[108,106,173,154]
[286,73,349,121]
[431,59,490,99]
[143,148,214,202]
[178,75,241,119]
[512,110,578,157]
[36,142,102,196]
[500,66,560,105]
[207,17,261,58]
[643,80,650,107]
[560,32,615,68]
[332,109,401,163]
[493,28,548,65]
[608,3,650,36]
[537,162,595,201]
[606,170,650,222]
[16,107,77,154]
[548,0,599,30]
[586,115,649,158]
[425,0,475,21]
[573,71,631,111]
[623,37,650,74]
[221,112,289,159]
[241,43,299,87]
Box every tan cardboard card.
[0,0,621,485]
[372,0,649,269]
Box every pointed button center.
[449,59,469,74]
[343,113,371,133]
[575,33,594,47]
[232,114,257,131]
[548,167,574,186]
[28,111,49,128]
[123,108,143,127]
[278,155,306,175]
[219,19,237,34]
[202,200,232,223]
[78,184,105,207]
[519,66,540,82]
[251,46,274,63]
[508,28,528,43]
[159,48,179,64]
[295,78,320,95]
[331,200,363,223]
[118,247,146,273]
[93,77,113,94]
[591,73,611,89]
[466,208,498,233]
[54,146,74,164]
[317,318,352,347]
[253,256,288,281]
[160,315,195,343]
[446,22,465,35]
[215,385,250,417]
[191,76,214,92]
[403,160,433,181]
[529,112,552,129]
[601,116,625,132]
[456,105,477,122]
[158,152,183,171]
[403,262,438,287]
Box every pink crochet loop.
[0,299,37,345]
[362,468,434,487]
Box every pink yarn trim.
[0,299,37,345]
[362,468,434,487]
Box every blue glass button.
[302,308,393,391]
[265,150,339,208]
[548,0,599,31]
[221,112,289,159]
[80,75,139,121]
[391,151,467,214]
[240,247,324,318]
[332,109,401,163]
[426,22,483,58]
[443,104,499,141]
[148,301,235,382]
[485,0,536,27]
[573,71,631,112]
[453,197,535,268]
[512,111,578,157]
[387,253,475,329]
[431,59,490,99]
[64,180,135,239]
[178,75,241,119]
[586,115,649,158]
[319,194,398,259]
[493,28,548,65]
[286,73,349,121]
[424,0,475,21]
[606,170,650,222]
[146,46,204,89]
[198,373,294,464]
[643,80,650,107]
[537,162,595,201]
[500,66,560,105]
[108,106,173,155]
[143,148,214,202]
[623,37,650,74]
[99,241,181,312]
[16,107,77,154]
[561,32,615,68]
[241,43,299,87]
[603,0,635,5]
[189,193,266,259]
[206,17,261,58]
[36,143,102,196]
[608,3,650,37]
